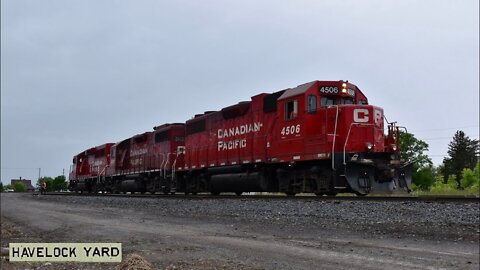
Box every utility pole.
[38,168,41,180]
[63,168,65,178]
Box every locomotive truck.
[69,80,412,196]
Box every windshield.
[320,97,336,107]
[343,98,354,104]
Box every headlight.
[391,144,397,151]
[342,82,347,88]
[365,142,373,150]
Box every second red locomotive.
[69,80,412,196]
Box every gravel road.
[1,193,479,270]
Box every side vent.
[263,90,286,113]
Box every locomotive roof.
[277,81,317,100]
[153,123,185,131]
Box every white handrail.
[99,165,108,176]
[158,153,165,177]
[330,105,339,170]
[163,153,174,178]
[171,158,177,180]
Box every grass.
[412,189,480,197]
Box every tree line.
[401,130,479,194]
[0,175,68,192]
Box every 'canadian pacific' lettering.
[217,122,263,139]
[217,122,263,151]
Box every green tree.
[52,175,68,191]
[37,177,54,192]
[399,132,434,190]
[0,182,3,192]
[13,181,27,192]
[37,176,68,192]
[399,131,433,170]
[442,131,479,186]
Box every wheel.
[235,192,243,196]
[211,191,220,196]
[315,193,324,196]
[285,192,296,196]
[325,192,337,196]
[355,192,367,197]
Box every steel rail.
[37,192,480,203]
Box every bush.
[412,168,435,191]
[461,162,480,189]
[429,175,458,193]
[13,182,27,192]
[411,183,419,192]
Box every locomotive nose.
[344,159,412,195]
[396,163,413,192]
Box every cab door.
[272,96,304,162]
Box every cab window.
[307,95,317,113]
[320,97,336,107]
[285,100,298,120]
[343,98,354,105]
[357,99,367,105]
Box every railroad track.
[37,192,480,203]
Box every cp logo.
[353,109,369,123]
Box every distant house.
[11,178,35,192]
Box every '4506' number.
[281,125,301,136]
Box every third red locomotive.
[69,80,412,196]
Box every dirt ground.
[1,193,479,270]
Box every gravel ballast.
[36,194,480,242]
[2,193,479,270]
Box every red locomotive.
[69,80,412,196]
[70,143,114,191]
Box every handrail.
[171,158,177,180]
[330,105,339,170]
[96,165,108,185]
[163,153,174,178]
[343,123,375,165]
[158,153,165,178]
[99,165,108,176]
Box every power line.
[420,137,453,141]
[412,125,479,133]
[1,167,40,170]
[420,134,479,141]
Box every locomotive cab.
[274,80,411,195]
[68,143,114,193]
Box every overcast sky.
[1,0,479,184]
